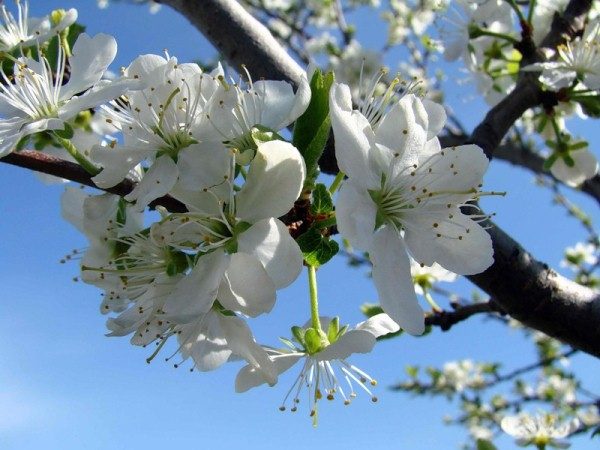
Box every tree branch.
[157,0,305,85]
[0,150,186,212]
[425,301,503,331]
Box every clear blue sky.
[1,2,599,449]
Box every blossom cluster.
[0,1,499,420]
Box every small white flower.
[410,259,457,295]
[235,314,399,418]
[524,19,600,91]
[0,1,77,52]
[0,33,137,157]
[439,359,485,392]
[501,412,580,448]
[560,242,598,270]
[439,0,514,62]
[549,146,599,188]
[330,81,494,335]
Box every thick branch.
[157,0,305,85]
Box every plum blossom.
[501,412,580,448]
[330,80,494,335]
[0,1,77,52]
[0,33,137,157]
[524,19,600,91]
[235,314,399,417]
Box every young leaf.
[292,69,335,187]
[476,439,498,450]
[297,227,339,267]
[311,183,334,215]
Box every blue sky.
[1,1,599,449]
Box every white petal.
[125,54,168,82]
[316,329,376,361]
[236,140,305,222]
[355,313,400,338]
[219,314,277,385]
[335,180,377,251]
[218,253,276,317]
[178,311,231,371]
[60,78,141,120]
[236,352,302,393]
[370,226,425,335]
[176,142,233,191]
[422,99,447,139]
[550,148,599,187]
[163,250,229,323]
[237,218,303,289]
[124,154,178,210]
[60,33,118,100]
[91,145,147,188]
[404,209,494,275]
[375,94,428,164]
[329,82,379,188]
[61,186,88,234]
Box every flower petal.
[236,352,302,393]
[355,313,400,338]
[335,180,377,251]
[124,154,178,210]
[237,218,303,289]
[316,329,376,361]
[370,226,425,335]
[236,140,305,222]
[60,33,118,100]
[176,142,233,191]
[404,209,494,275]
[329,82,379,188]
[218,252,276,317]
[163,250,229,323]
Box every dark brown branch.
[0,150,186,212]
[425,301,503,331]
[157,0,305,85]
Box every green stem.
[527,0,537,25]
[506,0,528,25]
[308,265,322,331]
[55,134,101,176]
[424,290,443,313]
[471,28,519,45]
[328,171,345,194]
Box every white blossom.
[501,412,580,448]
[0,1,77,52]
[330,80,493,334]
[235,314,399,417]
[0,33,136,157]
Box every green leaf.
[292,69,335,187]
[297,227,339,267]
[476,439,498,450]
[311,183,334,215]
[405,365,419,378]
